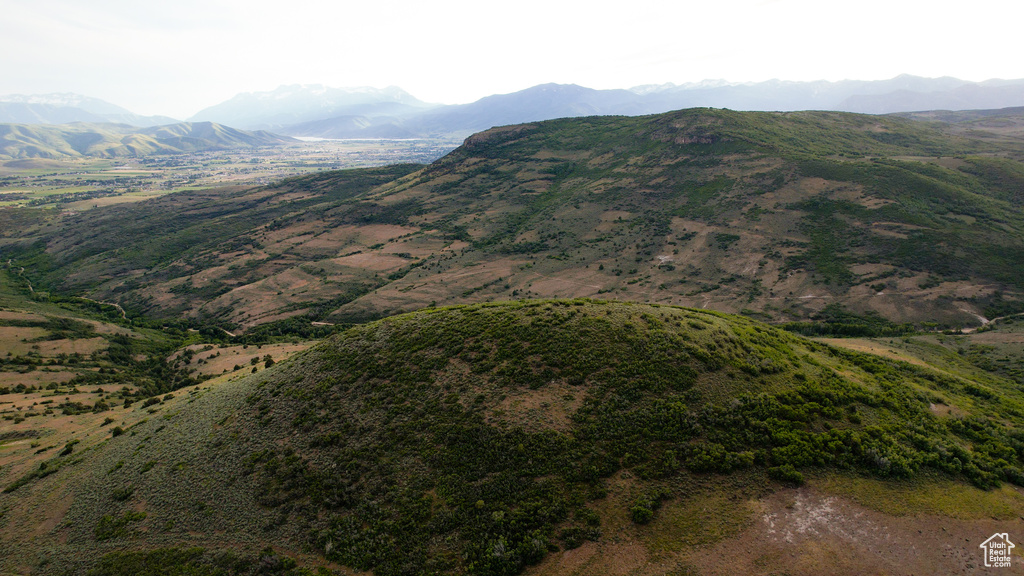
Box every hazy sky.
[3,0,1022,119]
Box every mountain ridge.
[0,93,179,127]
[204,76,1024,138]
[0,121,295,159]
[3,107,1022,329]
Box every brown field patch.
[62,196,151,211]
[0,326,50,353]
[32,337,107,356]
[331,252,411,271]
[248,310,312,327]
[0,311,46,322]
[0,370,82,390]
[380,240,441,258]
[527,272,602,298]
[0,388,133,473]
[172,342,314,376]
[442,240,470,252]
[80,319,133,336]
[353,224,419,244]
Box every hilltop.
[2,299,1023,575]
[3,107,1022,330]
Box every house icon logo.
[980,533,1015,568]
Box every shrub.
[768,464,804,485]
[95,511,147,541]
[630,502,654,524]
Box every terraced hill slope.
[3,108,1022,330]
[3,300,1024,575]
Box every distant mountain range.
[0,93,179,127]
[0,121,294,159]
[194,75,1024,139]
[7,76,1024,142]
[187,84,435,130]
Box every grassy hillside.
[0,266,320,575]
[0,263,318,498]
[4,300,1024,575]
[3,107,1023,330]
[0,164,423,327]
[0,122,294,159]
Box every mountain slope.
[2,108,1023,329]
[3,300,1024,575]
[399,84,649,138]
[280,114,422,139]
[0,121,295,159]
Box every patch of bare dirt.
[544,487,1023,575]
[688,488,1023,576]
[331,252,411,271]
[929,403,966,418]
[170,342,313,376]
[0,311,45,322]
[491,382,585,431]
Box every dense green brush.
[238,299,1024,576]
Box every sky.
[2,0,1023,119]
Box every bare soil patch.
[0,311,45,322]
[529,482,1024,576]
[491,382,585,431]
[331,252,411,271]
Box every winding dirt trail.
[958,309,1024,333]
[77,297,128,320]
[5,260,131,321]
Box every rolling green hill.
[3,107,1024,576]
[3,300,1024,575]
[2,108,1022,330]
[0,122,294,159]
